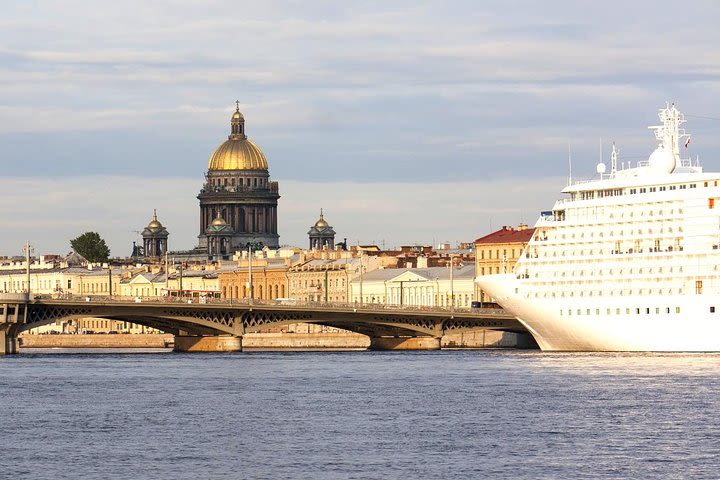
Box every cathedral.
[197,103,280,257]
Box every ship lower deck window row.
[560,305,719,316]
[561,306,682,316]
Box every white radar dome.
[648,146,676,174]
[596,163,606,174]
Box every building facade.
[197,103,280,252]
[287,252,378,303]
[474,224,534,302]
[349,265,476,308]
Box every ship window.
[596,308,600,315]
[636,308,640,314]
[616,308,621,315]
[560,310,563,316]
[586,309,591,315]
[626,308,631,314]
[656,308,660,314]
[676,307,681,314]
[606,308,611,315]
[711,306,716,313]
[705,182,709,187]
[646,308,650,314]
[568,309,571,315]
[696,280,703,294]
[666,307,670,314]
[650,187,656,192]
[577,309,581,315]
[691,184,697,188]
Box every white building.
[350,264,475,307]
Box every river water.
[1,350,719,479]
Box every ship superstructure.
[477,104,720,351]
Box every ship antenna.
[611,142,618,174]
[568,141,573,186]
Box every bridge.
[0,293,526,354]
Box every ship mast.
[649,102,690,163]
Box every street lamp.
[449,254,456,310]
[23,241,33,295]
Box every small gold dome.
[208,138,268,171]
[314,210,328,228]
[211,215,228,227]
[147,210,163,229]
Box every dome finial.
[235,99,240,112]
[320,208,324,218]
[153,208,157,221]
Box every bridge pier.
[173,335,242,353]
[0,328,19,355]
[369,336,441,351]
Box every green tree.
[70,231,111,263]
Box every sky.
[2,0,720,256]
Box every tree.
[70,232,111,263]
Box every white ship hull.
[477,274,720,351]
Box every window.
[711,306,716,313]
[696,280,703,294]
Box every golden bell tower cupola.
[230,101,245,138]
[197,102,280,253]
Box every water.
[2,350,719,479]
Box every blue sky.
[2,0,720,255]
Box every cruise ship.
[476,103,720,351]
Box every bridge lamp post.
[107,264,113,297]
[23,241,33,295]
[358,253,364,306]
[449,254,458,311]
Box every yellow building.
[288,252,379,303]
[474,224,534,302]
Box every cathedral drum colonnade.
[197,103,280,259]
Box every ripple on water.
[1,350,719,479]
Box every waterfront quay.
[0,293,530,354]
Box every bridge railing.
[30,294,507,316]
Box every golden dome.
[147,209,163,229]
[211,215,228,227]
[208,137,268,171]
[314,210,328,228]
[208,103,268,171]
